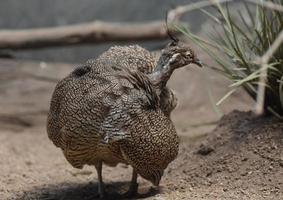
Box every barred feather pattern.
[47,45,179,183]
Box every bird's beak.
[192,58,203,67]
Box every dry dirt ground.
[0,57,282,200]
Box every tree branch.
[0,21,168,50]
[167,0,233,22]
[0,0,238,51]
[2,0,281,52]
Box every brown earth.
[1,57,282,200]
[162,111,283,200]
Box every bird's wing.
[98,68,160,143]
[52,60,159,145]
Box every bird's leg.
[124,168,139,197]
[95,161,105,198]
[129,169,138,194]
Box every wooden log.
[0,21,168,50]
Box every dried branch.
[255,30,283,115]
[246,0,283,12]
[0,0,248,51]
[0,21,168,50]
[0,0,242,51]
[167,0,283,23]
[167,0,233,22]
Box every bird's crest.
[165,9,179,46]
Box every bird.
[47,41,201,198]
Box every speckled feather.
[47,45,179,183]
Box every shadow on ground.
[16,181,159,200]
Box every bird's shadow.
[15,181,159,200]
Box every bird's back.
[47,45,161,168]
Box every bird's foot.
[97,183,105,199]
[124,182,139,198]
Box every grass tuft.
[178,0,283,117]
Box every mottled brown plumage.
[47,42,201,198]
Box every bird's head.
[149,41,202,92]
[162,41,202,69]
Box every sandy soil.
[1,57,281,200]
[162,111,283,200]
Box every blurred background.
[0,0,204,62]
[0,0,252,140]
[0,1,253,199]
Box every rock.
[196,144,214,156]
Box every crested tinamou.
[47,40,202,198]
